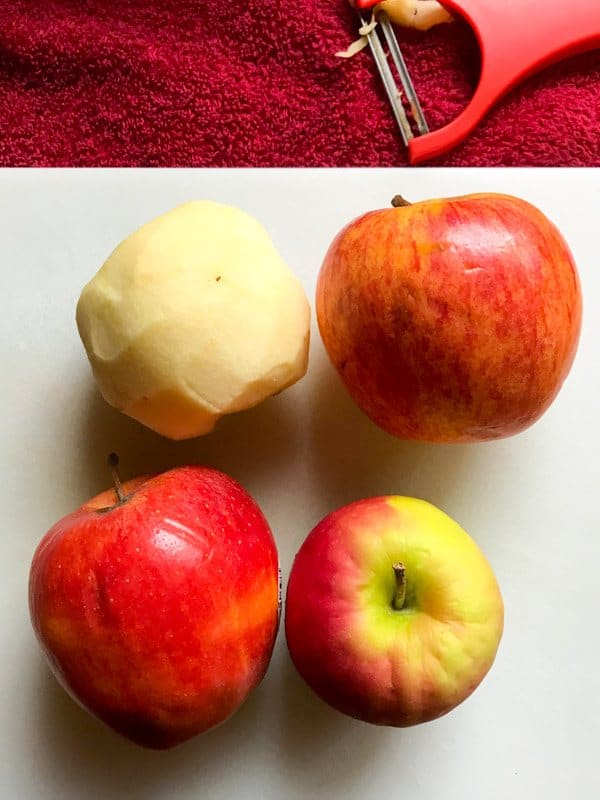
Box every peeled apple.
[77,201,311,439]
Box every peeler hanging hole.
[400,19,480,132]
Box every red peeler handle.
[354,0,384,8]
[357,0,600,163]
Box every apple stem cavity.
[392,562,407,610]
[108,453,127,504]
[391,196,412,208]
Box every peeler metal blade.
[353,0,600,163]
[356,9,429,145]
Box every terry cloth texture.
[0,0,598,166]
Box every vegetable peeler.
[351,0,600,163]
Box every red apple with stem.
[29,456,280,749]
[317,193,582,442]
[285,496,504,726]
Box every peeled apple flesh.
[378,0,453,30]
[76,201,311,439]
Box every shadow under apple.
[305,344,535,563]
[275,651,393,789]
[74,376,305,504]
[35,656,278,800]
[306,346,482,522]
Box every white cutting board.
[0,168,598,800]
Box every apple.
[316,193,582,442]
[77,201,310,440]
[29,457,280,749]
[377,0,453,31]
[285,496,503,726]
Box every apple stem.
[108,453,127,504]
[391,195,411,208]
[392,562,407,610]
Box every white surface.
[1,168,599,800]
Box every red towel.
[0,0,598,166]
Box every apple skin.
[29,466,279,749]
[316,194,582,442]
[285,496,503,727]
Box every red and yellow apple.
[316,193,582,442]
[285,496,503,726]
[29,459,279,749]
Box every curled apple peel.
[77,201,311,440]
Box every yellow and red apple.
[285,496,503,726]
[29,459,280,749]
[317,193,582,442]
